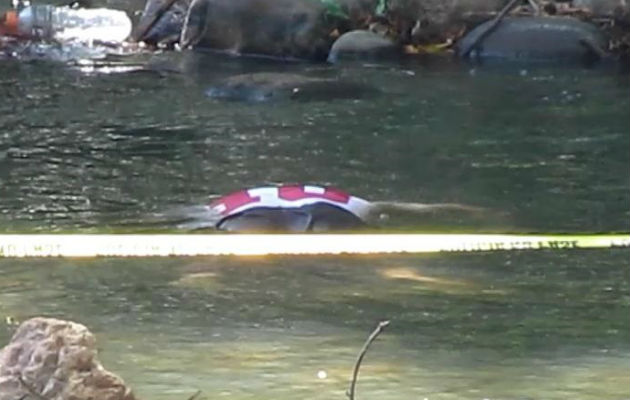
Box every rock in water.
[456,16,608,63]
[180,0,338,60]
[328,30,399,63]
[0,317,136,400]
[205,72,376,102]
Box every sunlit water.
[1,251,628,400]
[0,53,629,232]
[0,45,629,400]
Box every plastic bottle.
[0,4,132,43]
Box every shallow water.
[1,250,629,399]
[0,47,629,399]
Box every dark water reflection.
[0,48,629,400]
[0,53,628,232]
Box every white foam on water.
[53,7,132,44]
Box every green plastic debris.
[375,0,387,16]
[319,0,348,19]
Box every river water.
[0,48,629,400]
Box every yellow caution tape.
[0,234,628,258]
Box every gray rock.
[456,16,608,63]
[328,30,399,63]
[180,0,339,61]
[206,72,376,102]
[0,317,136,400]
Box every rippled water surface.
[1,53,628,232]
[0,48,629,400]
[1,251,629,400]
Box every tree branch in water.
[346,320,390,400]
[459,0,522,57]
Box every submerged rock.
[0,317,136,400]
[328,30,399,63]
[206,72,376,102]
[180,0,339,60]
[456,16,608,63]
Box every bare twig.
[346,320,390,400]
[579,38,608,58]
[17,376,49,400]
[459,0,522,57]
[186,390,202,400]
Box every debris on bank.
[130,0,629,64]
[1,0,628,65]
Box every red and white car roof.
[209,185,372,221]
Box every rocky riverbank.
[127,0,629,65]
[0,0,627,66]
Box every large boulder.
[180,0,340,61]
[206,72,376,102]
[456,16,608,63]
[0,317,136,400]
[328,30,399,62]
